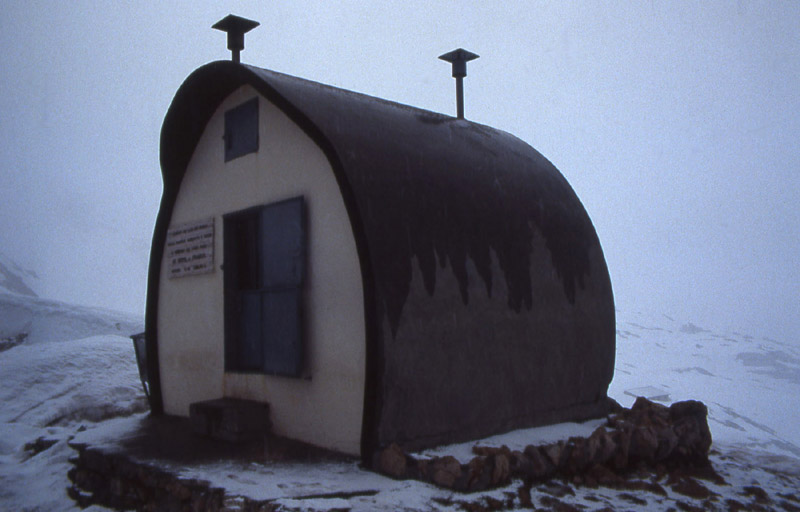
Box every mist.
[1,1,797,342]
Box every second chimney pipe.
[439,48,479,119]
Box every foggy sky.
[1,1,797,342]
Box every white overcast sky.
[1,1,798,342]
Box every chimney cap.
[212,14,260,62]
[438,48,479,78]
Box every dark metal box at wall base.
[130,332,150,398]
[189,398,271,442]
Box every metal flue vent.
[439,48,479,119]
[212,14,260,63]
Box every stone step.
[189,398,271,442]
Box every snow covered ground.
[0,293,146,511]
[610,310,800,461]
[0,277,798,510]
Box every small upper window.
[224,97,259,161]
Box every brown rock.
[630,396,670,427]
[517,485,533,508]
[611,429,631,469]
[378,443,407,478]
[363,397,715,494]
[669,401,712,463]
[523,445,555,479]
[509,450,529,474]
[109,477,126,499]
[565,437,590,473]
[669,400,707,421]
[588,463,623,486]
[630,426,659,463]
[472,444,510,457]
[558,441,574,472]
[466,456,490,490]
[671,476,715,500]
[543,442,563,468]
[490,453,510,485]
[412,458,429,480]
[430,456,462,488]
[587,427,617,465]
[472,445,493,456]
[165,481,191,501]
[655,426,679,461]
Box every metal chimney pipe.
[212,15,260,63]
[438,48,479,119]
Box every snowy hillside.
[0,272,797,511]
[0,253,142,349]
[0,257,147,511]
[0,293,143,350]
[0,253,42,297]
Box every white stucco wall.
[157,85,366,455]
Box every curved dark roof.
[147,60,615,458]
[157,60,601,326]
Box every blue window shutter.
[261,288,303,376]
[224,97,259,162]
[258,197,305,376]
[258,198,305,288]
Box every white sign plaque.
[166,218,215,278]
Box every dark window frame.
[223,196,307,377]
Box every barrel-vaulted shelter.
[144,57,615,464]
